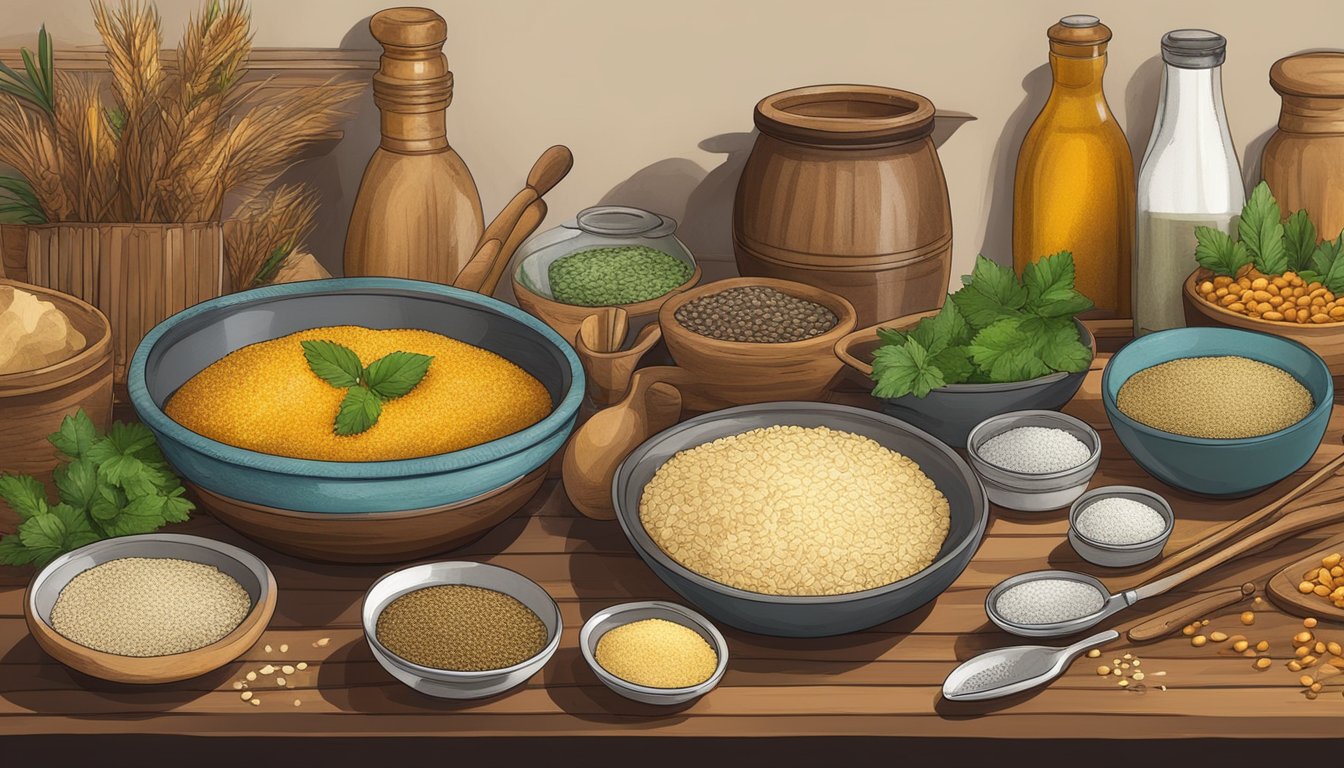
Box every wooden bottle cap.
[1271,52,1344,98]
[1048,15,1111,58]
[370,7,446,48]
[753,84,935,148]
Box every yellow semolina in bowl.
[165,326,553,462]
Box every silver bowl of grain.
[361,560,562,699]
[24,533,276,684]
[612,402,989,638]
[966,410,1101,512]
[580,600,729,706]
[1067,486,1175,568]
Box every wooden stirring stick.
[1127,583,1255,643]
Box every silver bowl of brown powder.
[361,560,562,699]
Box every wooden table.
[6,359,1344,761]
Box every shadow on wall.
[977,64,1051,267]
[273,17,380,277]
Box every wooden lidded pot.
[0,280,112,529]
[733,84,953,327]
[1263,53,1344,240]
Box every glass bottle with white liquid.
[1135,29,1243,336]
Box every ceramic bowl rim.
[25,532,275,661]
[613,401,990,606]
[1067,485,1175,552]
[965,409,1103,485]
[657,275,859,355]
[1100,327,1334,448]
[578,600,729,699]
[127,277,586,479]
[360,561,563,680]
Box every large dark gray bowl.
[836,319,1093,446]
[612,402,989,637]
[128,278,584,514]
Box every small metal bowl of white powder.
[1067,486,1174,568]
[966,410,1101,512]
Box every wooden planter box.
[26,222,224,396]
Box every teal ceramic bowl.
[128,278,584,514]
[1102,328,1331,498]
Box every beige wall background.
[2,0,1340,293]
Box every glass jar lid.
[1161,29,1226,69]
[567,205,678,238]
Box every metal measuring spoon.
[942,629,1119,701]
[985,570,1142,638]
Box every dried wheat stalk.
[222,183,318,289]
[55,73,119,221]
[0,95,69,219]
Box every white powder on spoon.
[995,578,1105,626]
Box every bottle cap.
[1059,14,1100,28]
[1161,29,1227,69]
[1048,15,1112,55]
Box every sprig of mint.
[1194,181,1344,294]
[301,340,433,436]
[0,410,193,568]
[870,251,1093,400]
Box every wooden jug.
[1263,53,1344,241]
[344,7,483,284]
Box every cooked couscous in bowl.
[129,278,584,514]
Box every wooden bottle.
[343,7,483,284]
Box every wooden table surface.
[5,357,1344,752]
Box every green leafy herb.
[0,25,54,117]
[252,240,295,286]
[301,340,435,436]
[870,251,1092,399]
[0,410,193,568]
[1194,226,1251,276]
[1284,209,1318,273]
[1239,182,1288,275]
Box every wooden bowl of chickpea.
[1183,267,1344,401]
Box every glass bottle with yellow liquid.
[1014,15,1135,319]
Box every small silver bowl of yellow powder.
[580,601,728,706]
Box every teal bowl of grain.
[1102,328,1332,497]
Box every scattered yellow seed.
[1087,649,1100,658]
[1312,682,1324,693]
[1133,660,1141,667]
[246,671,257,681]
[1316,641,1328,655]
[1133,671,1145,681]
[1192,635,1208,647]
[1118,679,1129,687]
[1200,621,1210,627]
[315,638,330,648]
[1121,662,1131,669]
[1113,668,1122,676]
[1160,685,1168,691]
[1256,640,1270,652]
[280,643,289,653]
[232,681,243,690]
[282,665,295,675]
[1210,631,1228,642]
[1181,625,1196,636]
[259,665,275,675]
[1329,642,1342,657]
[1290,661,1303,671]
[1152,671,1167,676]
[1255,658,1272,670]
[1298,646,1312,658]
[1243,649,1258,658]
[297,662,308,671]
[1123,653,1134,659]
[293,699,301,707]
[1233,640,1250,653]
[250,698,261,706]
[264,645,272,653]
[1097,665,1111,676]
[1304,655,1319,667]
[1296,631,1314,645]
[1241,611,1256,625]
[1305,617,1319,628]
[1301,675,1315,687]
[241,691,253,701]
[276,677,287,687]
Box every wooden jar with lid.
[1263,53,1344,240]
[344,7,483,284]
[732,85,953,327]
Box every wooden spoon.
[1125,452,1344,585]
[575,308,663,407]
[561,366,691,519]
[1127,583,1255,643]
[1267,535,1344,621]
